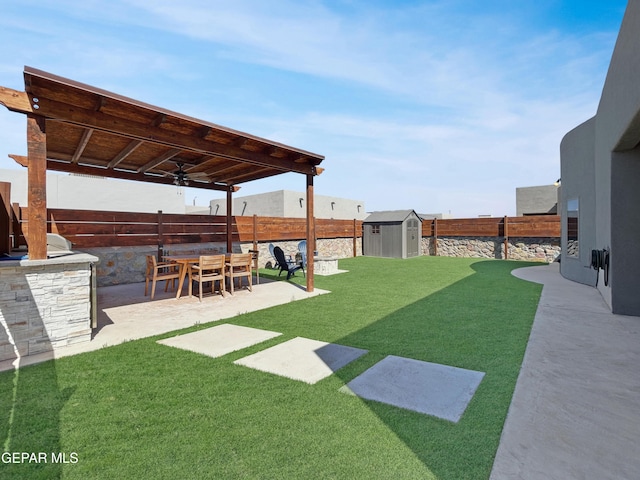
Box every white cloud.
[0,0,624,216]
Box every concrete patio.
[0,277,328,372]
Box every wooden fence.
[422,215,560,238]
[11,207,560,258]
[423,215,560,258]
[14,207,363,248]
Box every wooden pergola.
[0,66,324,291]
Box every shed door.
[364,224,382,256]
[406,219,419,257]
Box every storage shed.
[363,210,422,258]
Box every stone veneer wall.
[246,238,361,269]
[420,236,560,263]
[506,237,561,262]
[82,243,230,287]
[82,235,558,287]
[317,238,362,258]
[81,238,362,287]
[0,254,97,362]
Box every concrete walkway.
[490,263,640,480]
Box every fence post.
[433,218,438,256]
[157,210,164,260]
[252,214,258,251]
[503,215,509,260]
[353,218,357,257]
[12,203,20,248]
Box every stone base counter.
[0,253,98,363]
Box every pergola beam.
[11,155,234,192]
[71,128,93,164]
[107,139,143,168]
[40,98,318,175]
[47,159,233,191]
[136,148,182,173]
[0,87,32,113]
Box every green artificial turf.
[0,256,542,479]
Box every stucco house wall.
[560,1,640,315]
[515,185,559,216]
[210,190,367,220]
[560,118,598,287]
[1,168,186,214]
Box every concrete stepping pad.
[157,323,281,358]
[339,355,485,422]
[234,337,368,384]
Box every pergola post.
[306,173,315,292]
[26,114,48,260]
[226,187,233,253]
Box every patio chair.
[273,246,304,280]
[188,254,226,301]
[269,243,288,270]
[269,243,294,270]
[249,249,260,285]
[225,253,253,295]
[145,254,180,300]
[297,240,308,267]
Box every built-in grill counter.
[0,237,98,363]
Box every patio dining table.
[164,254,230,299]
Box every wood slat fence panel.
[14,207,559,251]
[317,218,363,238]
[508,216,561,237]
[421,215,559,237]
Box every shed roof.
[0,67,324,191]
[364,209,418,223]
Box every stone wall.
[507,237,561,262]
[420,236,560,263]
[81,234,558,287]
[82,243,230,286]
[0,254,97,362]
[81,237,362,286]
[317,237,362,259]
[251,238,361,269]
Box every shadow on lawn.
[1,287,73,479]
[330,259,541,479]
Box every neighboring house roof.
[364,209,418,223]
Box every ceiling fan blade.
[188,172,210,179]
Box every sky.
[0,0,629,217]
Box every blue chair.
[297,240,308,267]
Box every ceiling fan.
[168,162,209,186]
